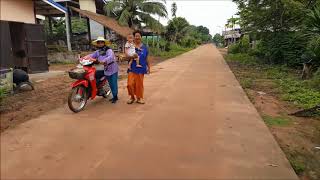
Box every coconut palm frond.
[138,12,164,32]
[140,1,168,17]
[103,0,166,28]
[307,5,320,33]
[104,0,122,17]
[118,9,132,26]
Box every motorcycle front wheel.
[68,86,88,113]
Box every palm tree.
[104,0,167,31]
[171,2,177,18]
[307,5,320,34]
[165,17,189,43]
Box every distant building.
[222,28,242,47]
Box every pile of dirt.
[0,74,72,132]
[224,51,320,180]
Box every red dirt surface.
[0,56,164,132]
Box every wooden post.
[152,34,155,47]
[67,7,72,37]
[103,27,107,39]
[65,12,72,51]
[87,18,91,48]
[48,16,53,35]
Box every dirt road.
[1,45,298,179]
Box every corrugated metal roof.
[43,0,67,13]
[71,7,133,38]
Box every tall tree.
[104,0,167,31]
[213,33,224,46]
[165,17,189,43]
[232,0,318,65]
[171,2,177,18]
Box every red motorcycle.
[67,58,111,113]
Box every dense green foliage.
[149,44,192,59]
[228,35,250,54]
[212,33,224,47]
[164,17,212,48]
[165,17,190,43]
[233,0,320,68]
[0,88,6,102]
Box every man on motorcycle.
[85,37,119,103]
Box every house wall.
[79,0,96,12]
[79,0,104,40]
[0,0,35,24]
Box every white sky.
[159,0,239,35]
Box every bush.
[259,32,307,66]
[239,35,250,53]
[308,68,320,90]
[180,37,198,48]
[228,43,241,54]
[278,78,320,108]
[248,40,265,57]
[306,35,320,66]
[228,35,250,54]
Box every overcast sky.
[159,0,238,35]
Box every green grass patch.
[149,45,192,59]
[226,53,258,65]
[277,78,320,109]
[289,158,306,175]
[262,115,292,126]
[226,53,320,110]
[0,88,8,102]
[240,78,254,89]
[263,66,291,79]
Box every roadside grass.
[149,45,192,59]
[226,53,320,110]
[240,78,254,89]
[289,157,306,175]
[0,88,7,102]
[225,51,320,180]
[262,115,292,126]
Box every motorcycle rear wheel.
[68,86,88,113]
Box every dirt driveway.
[1,45,298,179]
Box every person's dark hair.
[133,30,142,36]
